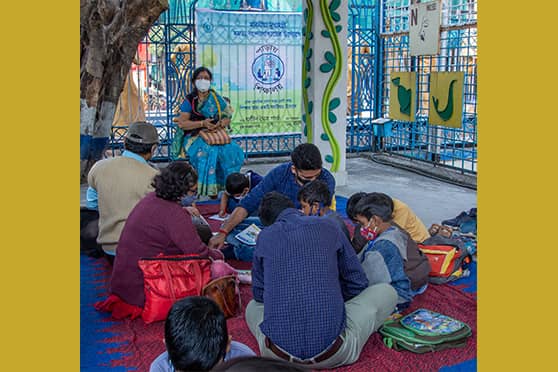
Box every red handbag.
[138,254,212,324]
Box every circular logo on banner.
[202,22,214,33]
[252,53,284,85]
[252,45,285,94]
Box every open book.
[234,223,261,246]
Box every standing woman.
[171,66,245,198]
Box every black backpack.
[80,207,104,258]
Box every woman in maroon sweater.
[96,161,223,318]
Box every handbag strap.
[193,261,204,295]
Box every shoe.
[428,224,453,238]
[459,219,477,234]
[468,208,477,218]
[442,211,470,227]
[439,225,454,238]
[428,223,441,236]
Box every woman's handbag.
[138,254,212,324]
[199,128,231,145]
[202,274,241,318]
[199,91,231,145]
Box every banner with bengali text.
[196,9,303,135]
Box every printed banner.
[409,0,441,56]
[196,9,303,135]
[389,72,416,122]
[428,72,464,128]
[196,0,302,12]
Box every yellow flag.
[389,72,416,122]
[428,72,464,128]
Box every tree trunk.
[80,0,168,183]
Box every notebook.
[234,223,261,246]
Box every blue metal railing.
[108,0,477,174]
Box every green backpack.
[379,308,472,353]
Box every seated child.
[352,193,416,310]
[297,180,351,242]
[347,191,430,251]
[149,296,255,372]
[349,192,431,293]
[219,170,263,217]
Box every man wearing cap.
[86,121,160,261]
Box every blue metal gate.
[378,0,477,173]
[108,0,477,174]
[346,0,380,152]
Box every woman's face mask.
[360,219,379,241]
[195,78,211,92]
[181,186,199,206]
[182,194,198,206]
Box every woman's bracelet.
[218,228,229,236]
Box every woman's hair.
[352,192,394,222]
[165,297,228,371]
[211,356,309,372]
[297,180,331,207]
[151,161,197,201]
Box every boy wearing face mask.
[218,170,263,218]
[297,180,351,242]
[352,193,426,311]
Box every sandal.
[428,224,441,236]
[429,223,454,238]
[438,225,453,239]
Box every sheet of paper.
[209,214,229,221]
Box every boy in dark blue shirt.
[219,170,263,217]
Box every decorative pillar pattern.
[302,0,348,185]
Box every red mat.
[91,204,476,371]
